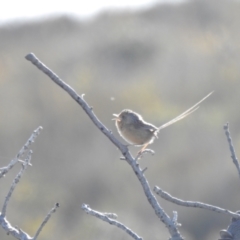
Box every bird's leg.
[139,143,149,153]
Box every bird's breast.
[116,121,156,145]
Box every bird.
[113,92,212,154]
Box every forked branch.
[0,127,59,239]
[26,52,184,240]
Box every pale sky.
[0,0,184,24]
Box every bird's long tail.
[158,91,213,131]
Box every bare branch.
[26,53,184,240]
[223,123,240,179]
[172,211,181,227]
[1,126,58,239]
[0,126,43,178]
[1,150,32,217]
[154,186,240,219]
[102,212,118,220]
[25,54,125,152]
[82,204,142,240]
[33,203,60,240]
[0,151,33,240]
[0,216,32,240]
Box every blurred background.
[0,0,240,239]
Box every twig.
[26,53,184,240]
[154,186,240,219]
[102,212,118,219]
[33,203,60,240]
[172,211,181,227]
[223,123,240,179]
[0,126,58,239]
[1,150,32,217]
[82,204,142,240]
[0,151,33,240]
[0,126,43,178]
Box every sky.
[0,0,185,24]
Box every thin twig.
[82,204,142,240]
[26,53,184,240]
[172,211,181,227]
[0,151,33,240]
[1,150,32,217]
[102,212,118,219]
[154,186,240,219]
[33,203,60,240]
[0,126,43,178]
[223,123,240,179]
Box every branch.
[0,151,33,240]
[0,126,59,239]
[223,123,240,179]
[82,204,142,240]
[0,126,43,178]
[154,186,240,219]
[0,216,32,240]
[26,53,184,240]
[1,150,32,217]
[33,203,60,240]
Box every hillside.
[0,0,240,239]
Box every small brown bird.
[113,92,212,153]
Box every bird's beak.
[112,114,120,121]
